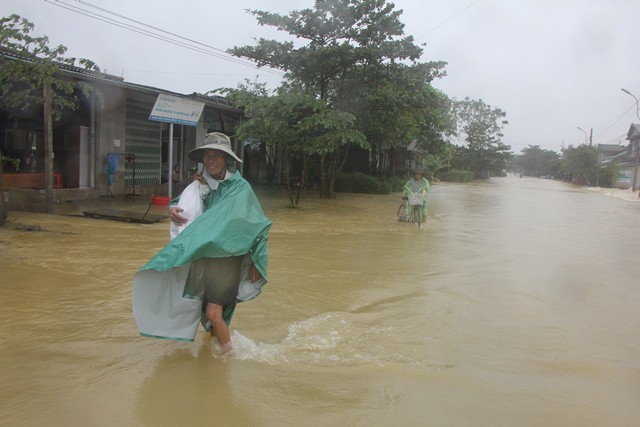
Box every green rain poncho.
[403,177,430,221]
[132,172,271,341]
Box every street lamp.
[621,88,640,194]
[577,126,588,144]
[621,88,640,120]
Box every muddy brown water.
[1,176,639,426]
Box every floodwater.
[1,176,639,427]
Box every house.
[597,143,628,163]
[604,124,640,190]
[0,47,245,211]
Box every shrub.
[442,169,474,182]
[334,172,392,194]
[2,154,21,172]
[597,164,618,188]
[385,175,407,192]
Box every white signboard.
[149,93,205,127]
[618,170,632,185]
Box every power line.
[74,0,230,56]
[598,132,627,146]
[506,116,577,127]
[593,103,635,138]
[45,0,285,77]
[415,0,480,40]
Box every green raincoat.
[132,172,271,341]
[403,177,430,221]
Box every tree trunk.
[294,155,309,207]
[282,151,296,208]
[324,144,351,199]
[319,156,328,198]
[43,82,54,214]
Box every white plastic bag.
[407,193,423,206]
[169,181,209,240]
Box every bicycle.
[397,193,422,227]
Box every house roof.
[626,123,640,140]
[601,147,630,163]
[0,47,241,114]
[597,143,627,155]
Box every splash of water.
[224,312,429,370]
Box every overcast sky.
[2,0,640,155]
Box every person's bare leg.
[205,303,233,355]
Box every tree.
[0,14,100,216]
[231,0,423,99]
[561,144,599,185]
[220,82,366,206]
[422,153,450,182]
[222,84,319,207]
[452,97,510,178]
[228,0,446,197]
[515,145,560,177]
[339,62,453,177]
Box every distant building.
[597,124,640,190]
[597,143,628,163]
[626,123,640,191]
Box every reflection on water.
[1,176,639,426]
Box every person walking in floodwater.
[132,132,271,355]
[403,170,430,223]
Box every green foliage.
[334,172,391,194]
[420,153,449,181]
[0,14,102,120]
[298,107,369,155]
[227,0,453,197]
[561,144,599,185]
[442,169,474,183]
[219,82,368,205]
[233,0,424,97]
[1,154,20,172]
[547,158,563,179]
[339,62,454,169]
[220,83,322,154]
[515,145,560,176]
[451,97,511,178]
[221,82,369,158]
[598,164,619,187]
[1,14,103,214]
[385,175,407,192]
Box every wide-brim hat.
[188,132,243,163]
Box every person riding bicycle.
[403,170,430,222]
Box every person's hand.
[168,206,187,225]
[192,170,206,184]
[249,264,263,282]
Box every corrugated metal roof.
[597,143,627,154]
[0,47,241,113]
